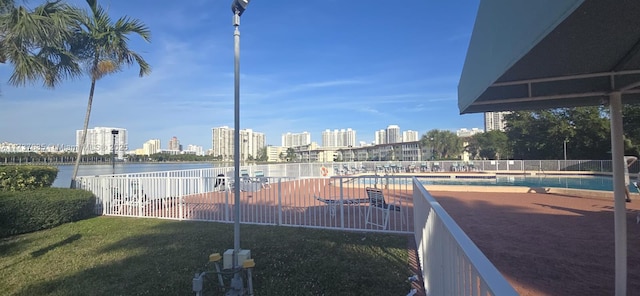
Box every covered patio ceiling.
[459,0,640,114]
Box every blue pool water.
[418,175,635,192]
[357,175,637,192]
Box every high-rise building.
[374,129,386,145]
[386,125,401,144]
[168,136,180,151]
[211,126,266,160]
[142,139,161,155]
[281,132,311,147]
[342,128,356,147]
[76,127,127,158]
[212,126,234,161]
[402,130,419,142]
[185,144,204,156]
[240,129,266,160]
[484,111,510,132]
[321,128,356,147]
[457,128,484,137]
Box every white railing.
[412,178,518,296]
[76,174,414,233]
[99,160,624,180]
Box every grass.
[0,217,412,295]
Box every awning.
[459,0,640,114]
[458,1,640,295]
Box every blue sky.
[0,0,482,150]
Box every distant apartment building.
[321,128,356,147]
[457,128,484,138]
[402,130,419,142]
[0,142,75,153]
[185,144,205,156]
[241,129,266,160]
[212,126,234,160]
[386,125,401,144]
[211,126,266,161]
[76,127,127,158]
[374,129,386,145]
[484,111,510,132]
[281,131,311,147]
[266,146,286,162]
[142,139,161,155]
[168,136,181,151]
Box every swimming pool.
[419,175,629,192]
[355,175,637,192]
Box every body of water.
[53,162,217,188]
[53,163,636,193]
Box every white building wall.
[375,130,386,145]
[322,128,356,148]
[76,127,128,158]
[282,132,311,147]
[402,130,419,142]
[212,126,234,161]
[212,126,266,160]
[386,125,401,144]
[484,111,510,132]
[142,139,161,155]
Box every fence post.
[278,178,282,226]
[179,177,184,220]
[225,189,230,222]
[339,178,344,229]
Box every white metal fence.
[76,173,414,233]
[412,179,518,296]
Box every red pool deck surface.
[429,190,640,296]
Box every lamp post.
[563,139,568,161]
[111,129,119,175]
[230,0,249,294]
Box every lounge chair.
[365,187,402,230]
[240,169,250,182]
[254,170,270,189]
[314,195,369,217]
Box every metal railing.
[76,174,414,233]
[412,178,518,296]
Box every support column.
[609,91,627,296]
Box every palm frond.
[1,0,82,87]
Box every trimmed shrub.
[0,165,59,191]
[0,188,95,238]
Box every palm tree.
[0,0,81,87]
[69,0,151,188]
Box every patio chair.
[254,170,270,189]
[240,169,250,182]
[365,187,402,230]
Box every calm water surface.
[53,162,217,187]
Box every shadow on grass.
[15,218,411,296]
[0,237,35,259]
[30,234,81,258]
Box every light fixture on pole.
[111,129,119,175]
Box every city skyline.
[1,123,484,152]
[0,0,483,149]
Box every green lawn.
[0,217,412,295]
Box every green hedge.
[0,188,96,238]
[0,165,59,191]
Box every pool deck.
[431,189,640,296]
